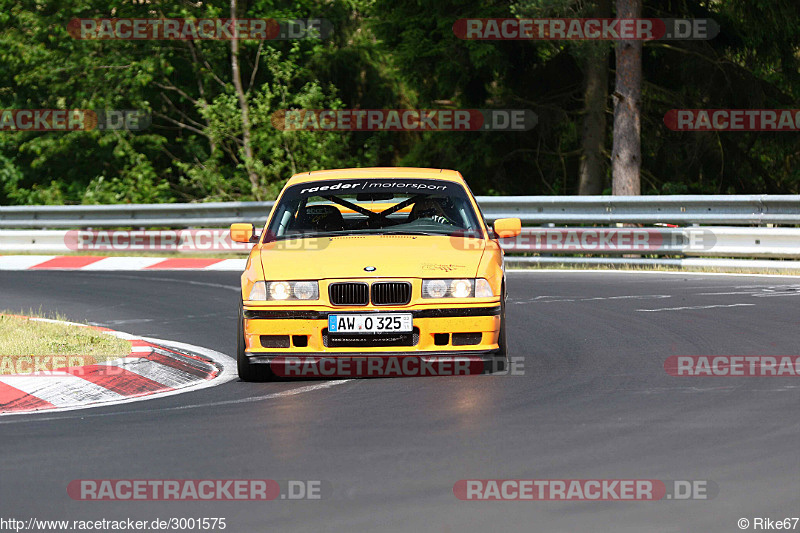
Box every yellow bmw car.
[231,167,521,380]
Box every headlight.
[450,279,472,298]
[269,281,292,300]
[248,281,319,301]
[422,279,496,298]
[424,279,448,298]
[292,281,318,300]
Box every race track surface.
[1,270,798,532]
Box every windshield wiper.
[379,230,448,236]
[279,229,450,239]
[280,230,353,239]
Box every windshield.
[265,178,484,240]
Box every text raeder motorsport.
[299,181,449,195]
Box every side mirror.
[230,223,257,243]
[493,218,521,238]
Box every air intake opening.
[260,335,291,348]
[292,335,308,348]
[452,333,482,346]
[434,333,450,346]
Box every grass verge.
[0,311,130,374]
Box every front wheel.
[489,286,509,373]
[237,306,273,381]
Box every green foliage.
[0,0,798,203]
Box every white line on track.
[0,377,353,424]
[512,294,672,304]
[696,290,800,297]
[635,303,756,312]
[135,379,355,413]
[696,291,767,296]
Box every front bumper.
[242,305,502,356]
[250,351,497,377]
[245,350,497,362]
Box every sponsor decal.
[297,180,450,195]
[421,263,467,272]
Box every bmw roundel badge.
[364,266,377,272]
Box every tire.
[489,284,509,374]
[237,305,273,381]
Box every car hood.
[258,234,486,279]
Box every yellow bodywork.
[237,167,514,357]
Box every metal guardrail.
[1,196,799,270]
[504,227,800,259]
[3,226,799,258]
[2,195,800,228]
[477,195,800,225]
[0,201,271,229]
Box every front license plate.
[328,314,412,334]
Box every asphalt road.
[1,270,798,532]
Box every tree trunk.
[611,0,642,196]
[578,0,612,196]
[230,0,260,199]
